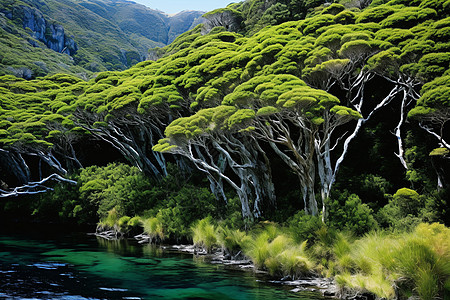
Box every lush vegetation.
[192,219,450,300]
[0,0,449,298]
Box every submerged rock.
[271,277,339,297]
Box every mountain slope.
[0,0,204,78]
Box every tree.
[408,76,450,188]
[409,76,450,153]
[223,74,361,220]
[0,75,83,197]
[154,105,276,221]
[202,8,243,33]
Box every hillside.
[0,0,204,78]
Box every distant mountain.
[0,0,204,79]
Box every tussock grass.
[191,217,218,253]
[242,224,314,278]
[242,231,271,268]
[97,207,121,232]
[336,273,396,299]
[104,207,120,228]
[335,223,450,299]
[127,216,142,228]
[216,226,248,256]
[118,216,131,232]
[143,217,165,243]
[278,241,313,278]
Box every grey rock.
[7,5,78,56]
[202,9,243,34]
[7,66,34,79]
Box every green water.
[0,229,328,299]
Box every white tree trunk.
[0,174,77,198]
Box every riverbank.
[162,243,341,298]
[95,230,347,299]
[94,227,338,296]
[94,220,450,300]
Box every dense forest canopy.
[1,0,448,219]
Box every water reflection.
[0,232,329,299]
[142,243,164,257]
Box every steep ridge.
[0,0,204,78]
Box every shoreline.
[162,243,340,298]
[95,232,341,298]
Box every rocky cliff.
[2,5,78,55]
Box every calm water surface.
[0,228,328,299]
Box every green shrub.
[377,188,440,230]
[127,216,142,228]
[78,163,154,220]
[328,191,378,235]
[287,211,323,243]
[141,164,220,241]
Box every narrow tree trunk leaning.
[0,147,77,198]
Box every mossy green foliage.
[409,75,450,118]
[0,0,447,225]
[2,0,448,157]
[225,0,338,36]
[0,74,86,149]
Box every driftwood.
[134,233,151,244]
[95,230,119,240]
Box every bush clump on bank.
[188,218,449,300]
[335,223,450,299]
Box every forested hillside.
[0,0,449,298]
[0,0,203,78]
